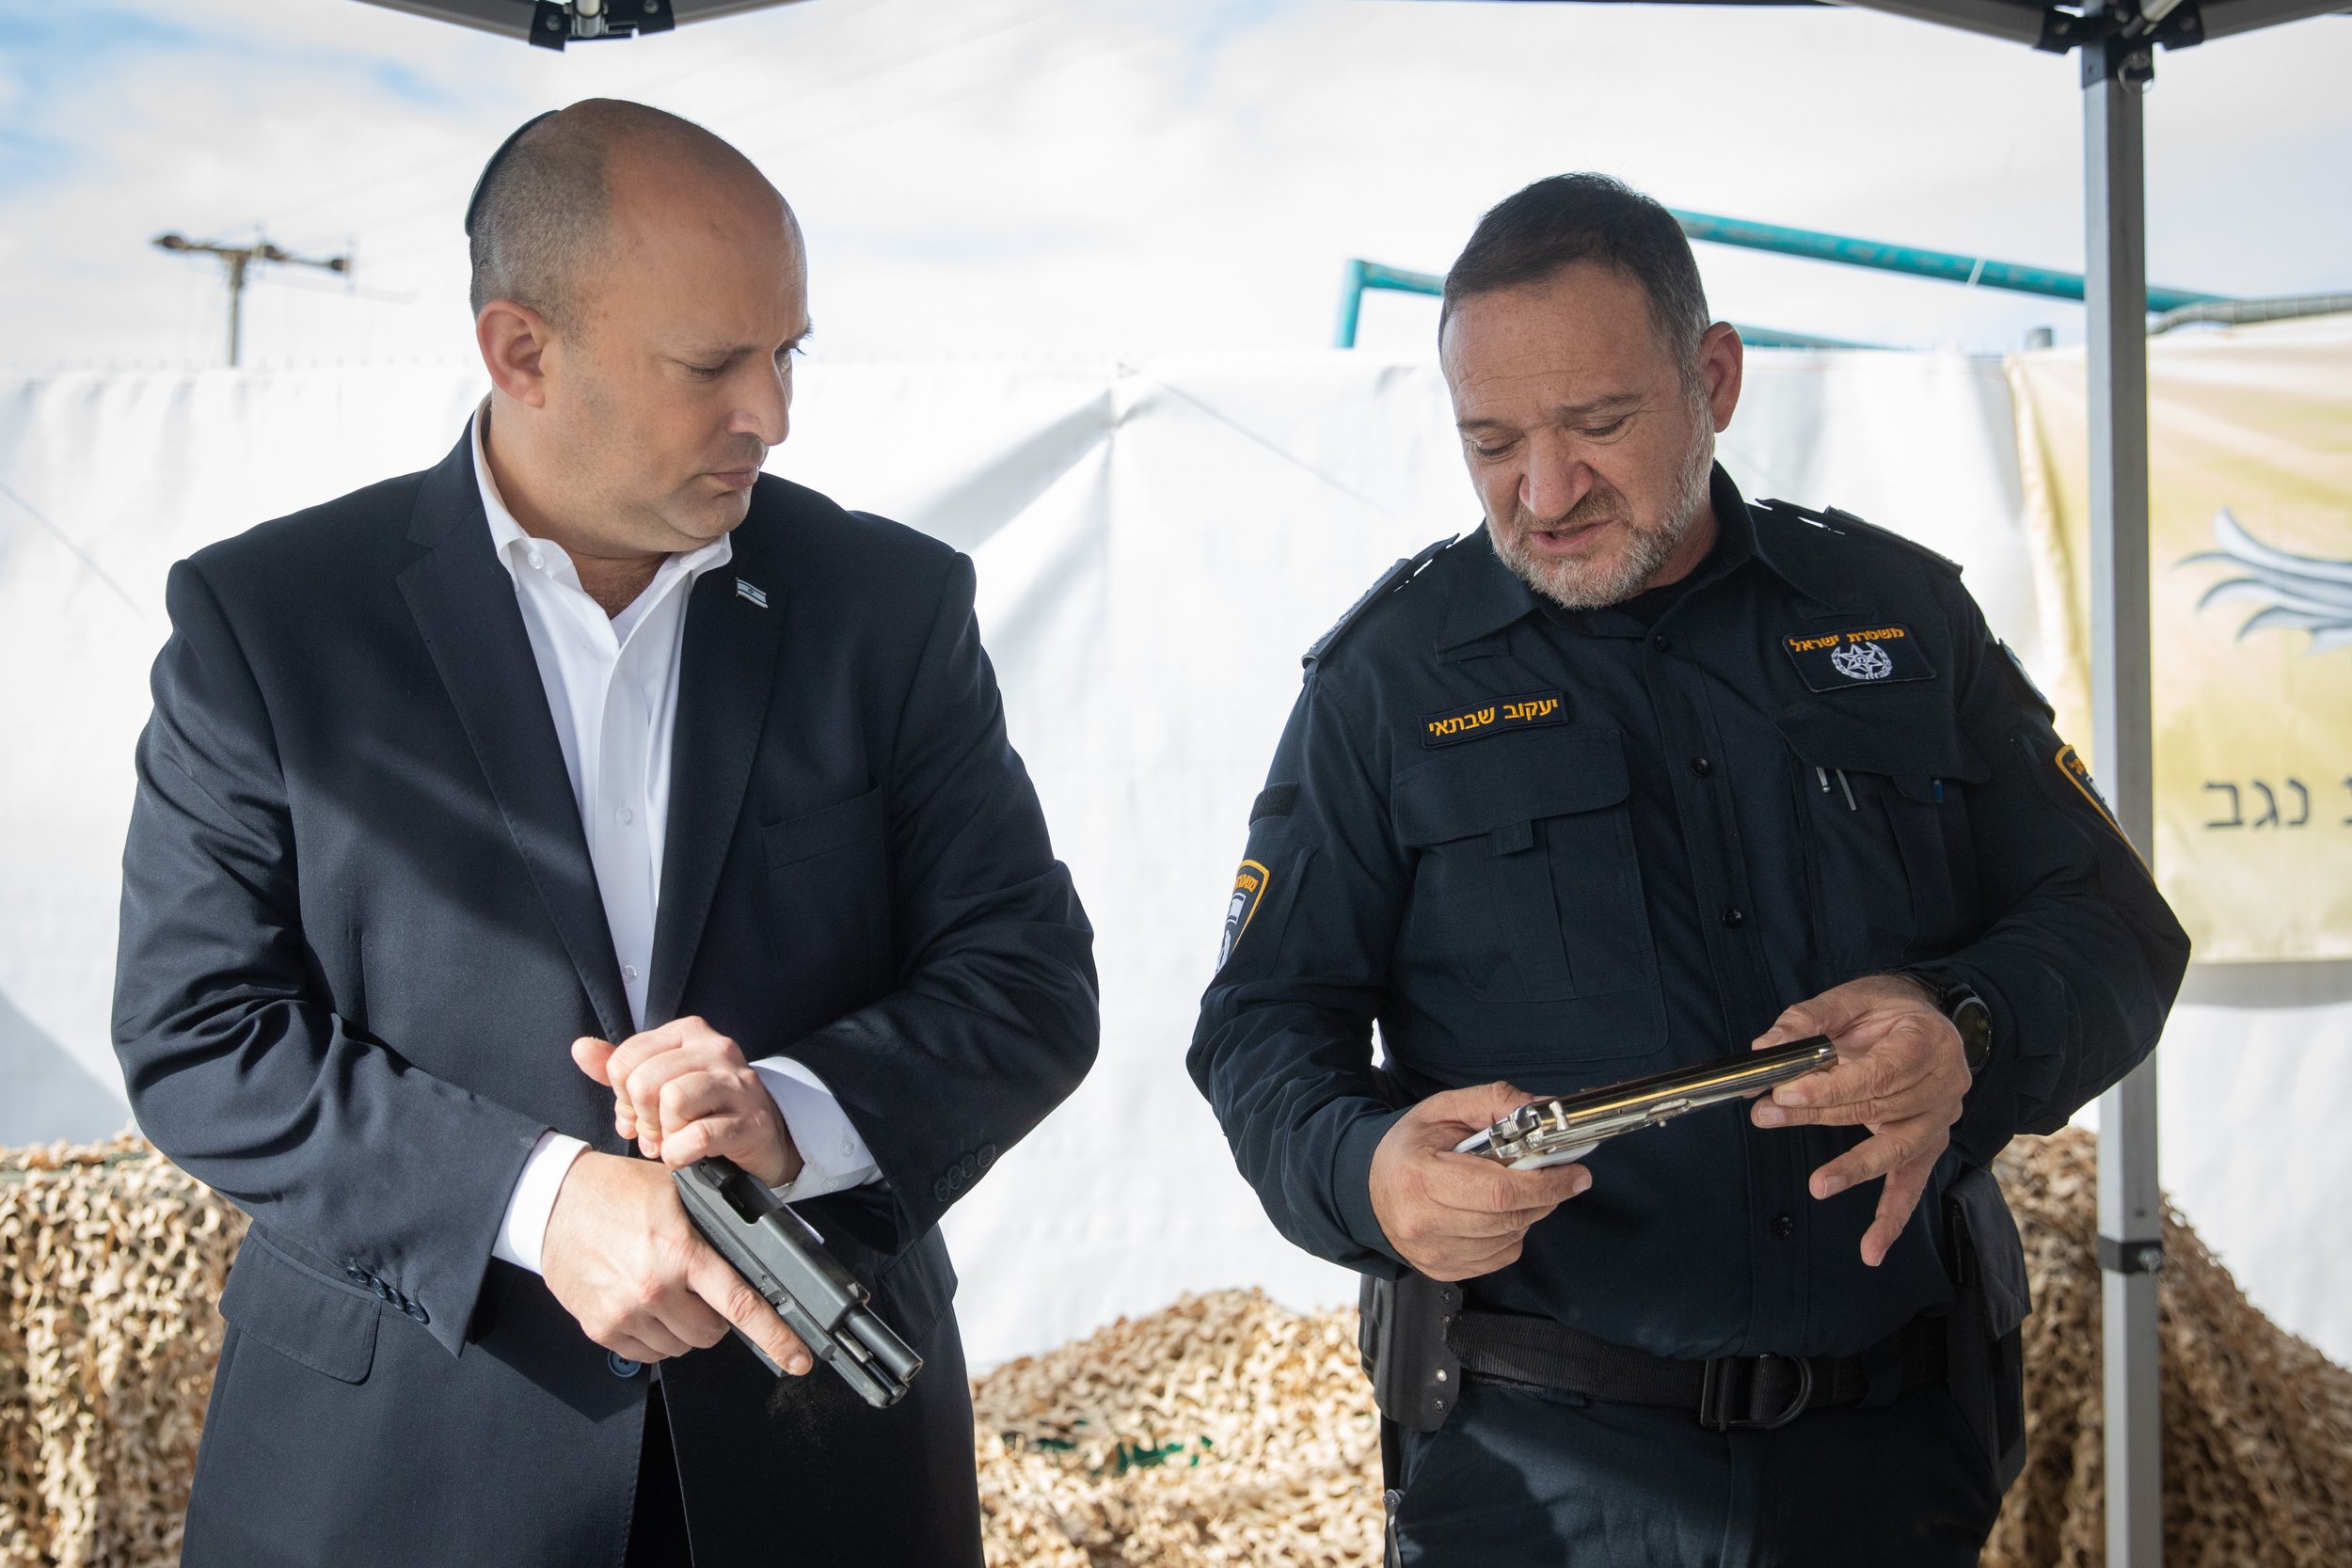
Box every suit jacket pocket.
[219,1230,382,1385]
[764,785,888,871]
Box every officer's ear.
[1693,322,1744,434]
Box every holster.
[1940,1164,2031,1493]
[1359,1270,1464,1434]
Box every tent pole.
[2083,16,2164,1567]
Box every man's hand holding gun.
[537,1017,921,1405]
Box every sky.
[1,0,2347,372]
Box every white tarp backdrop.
[3,350,2346,1369]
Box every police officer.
[1189,174,2187,1565]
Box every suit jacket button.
[977,1144,998,1172]
[405,1301,431,1325]
[607,1351,644,1379]
[344,1263,370,1286]
[933,1176,953,1203]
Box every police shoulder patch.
[1218,859,1272,968]
[1783,625,1935,690]
[1303,535,1456,669]
[1422,690,1566,748]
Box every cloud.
[1,0,2346,371]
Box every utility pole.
[151,233,352,367]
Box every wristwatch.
[1894,969,1994,1075]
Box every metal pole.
[1335,259,1369,349]
[2084,14,2164,1565]
[226,252,247,368]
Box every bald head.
[468,98,812,576]
[467,99,793,333]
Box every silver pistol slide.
[1456,1036,1839,1169]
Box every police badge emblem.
[1830,641,1896,681]
[1783,625,1934,690]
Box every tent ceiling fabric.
[354,0,807,40]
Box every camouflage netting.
[4,1130,2349,1567]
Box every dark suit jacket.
[113,431,1098,1567]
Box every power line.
[0,478,146,619]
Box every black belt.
[1448,1309,1947,1432]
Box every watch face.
[1954,996,1994,1072]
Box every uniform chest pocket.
[1393,725,1656,1003]
[1776,698,1989,966]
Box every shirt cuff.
[751,1056,881,1202]
[491,1131,588,1276]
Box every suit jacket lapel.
[646,549,786,1026]
[396,435,637,1044]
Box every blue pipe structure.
[1665,208,2227,315]
[1334,260,1881,351]
[1334,207,2233,348]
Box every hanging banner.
[2008,317,2352,962]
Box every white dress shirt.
[473,407,879,1275]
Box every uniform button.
[1722,907,1746,928]
[1690,756,1713,777]
[607,1351,644,1379]
[1650,633,1672,652]
[1773,1212,1795,1240]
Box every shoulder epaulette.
[1303,534,1457,668]
[1755,498,1963,577]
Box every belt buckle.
[1697,1353,1816,1432]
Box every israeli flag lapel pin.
[735,578,769,610]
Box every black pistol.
[672,1157,922,1409]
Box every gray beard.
[1493,414,1718,612]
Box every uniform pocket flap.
[1774,699,1990,795]
[219,1232,382,1385]
[1393,725,1629,846]
[764,785,887,870]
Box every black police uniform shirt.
[1190,465,2188,1362]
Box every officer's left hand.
[573,1017,803,1189]
[1746,975,1970,1268]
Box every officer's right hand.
[1367,1083,1593,1281]
[541,1150,813,1374]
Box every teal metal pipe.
[1336,260,1441,346]
[1666,208,2226,314]
[1333,261,1883,350]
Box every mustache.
[1511,481,1627,536]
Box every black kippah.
[463,110,563,240]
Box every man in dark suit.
[112,100,1097,1566]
